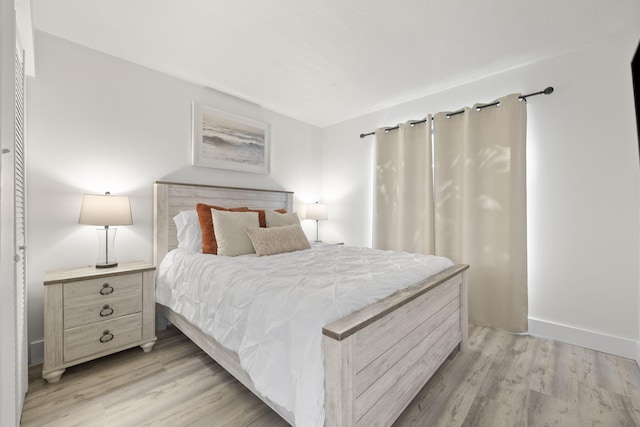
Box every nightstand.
[42,261,156,383]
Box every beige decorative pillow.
[265,210,300,228]
[196,203,249,254]
[246,224,311,256]
[212,210,260,256]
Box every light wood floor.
[22,325,640,427]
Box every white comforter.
[156,245,453,427]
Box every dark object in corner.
[633,41,640,162]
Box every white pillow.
[246,224,311,256]
[265,210,300,228]
[173,210,202,253]
[212,210,260,256]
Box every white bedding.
[156,245,453,427]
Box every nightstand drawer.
[64,273,142,306]
[63,313,143,362]
[64,293,142,329]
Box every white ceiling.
[31,0,640,127]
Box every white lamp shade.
[78,194,133,226]
[305,203,328,221]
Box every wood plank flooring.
[21,325,640,427]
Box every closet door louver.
[14,44,27,413]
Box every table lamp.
[78,192,132,268]
[305,202,328,242]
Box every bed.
[153,181,469,427]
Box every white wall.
[321,28,640,358]
[26,31,322,363]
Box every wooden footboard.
[322,264,468,427]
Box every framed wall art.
[192,102,270,174]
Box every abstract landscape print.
[192,102,270,174]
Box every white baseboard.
[528,317,637,360]
[30,339,44,365]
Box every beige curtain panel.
[373,94,528,333]
[434,94,528,333]
[373,117,434,254]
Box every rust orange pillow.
[196,203,249,254]
[247,208,288,228]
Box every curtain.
[372,94,528,333]
[373,117,434,254]
[433,94,528,333]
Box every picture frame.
[192,102,270,174]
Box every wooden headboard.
[153,181,294,266]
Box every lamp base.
[96,262,118,269]
[96,227,119,269]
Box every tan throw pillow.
[212,210,260,256]
[246,224,311,256]
[265,210,300,227]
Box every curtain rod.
[359,86,554,138]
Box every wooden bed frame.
[153,181,469,427]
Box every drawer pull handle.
[99,330,114,343]
[100,283,114,295]
[99,305,114,317]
